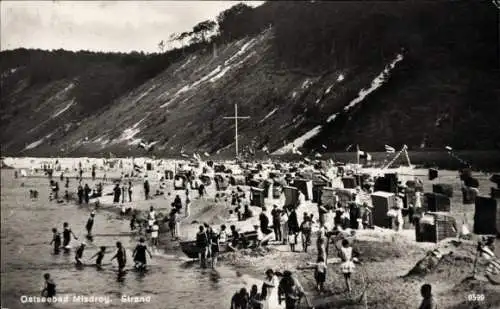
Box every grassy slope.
[0,1,498,158]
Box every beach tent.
[312,181,328,203]
[174,174,187,190]
[432,184,454,198]
[335,188,356,208]
[371,191,395,228]
[474,196,500,235]
[424,192,451,212]
[283,186,299,208]
[165,170,174,180]
[320,187,337,210]
[416,212,458,243]
[341,176,357,189]
[229,175,246,186]
[250,187,265,207]
[199,175,212,186]
[214,174,229,191]
[293,179,313,201]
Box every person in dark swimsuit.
[132,238,153,271]
[50,228,61,254]
[89,246,107,268]
[62,222,78,249]
[41,273,56,298]
[75,243,86,265]
[85,212,95,237]
[111,241,127,272]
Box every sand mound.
[405,241,477,278]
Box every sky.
[1,1,264,53]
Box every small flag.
[385,145,396,153]
[262,145,269,154]
[315,153,322,158]
[321,144,327,150]
[204,152,210,157]
[346,144,353,151]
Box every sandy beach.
[3,157,500,309]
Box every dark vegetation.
[1,1,499,157]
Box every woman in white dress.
[262,269,280,309]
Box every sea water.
[0,170,255,309]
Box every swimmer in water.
[41,273,56,298]
[85,211,95,237]
[89,246,107,268]
[110,241,127,272]
[62,222,78,249]
[75,242,86,265]
[132,237,153,271]
[50,228,62,254]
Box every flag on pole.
[385,145,396,153]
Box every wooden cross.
[223,104,250,158]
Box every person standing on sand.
[128,181,133,202]
[418,284,438,309]
[249,284,263,309]
[305,256,327,293]
[287,208,299,252]
[84,184,91,204]
[121,183,126,204]
[185,196,191,218]
[151,221,159,246]
[231,288,250,309]
[198,183,206,198]
[77,185,83,204]
[148,206,156,232]
[261,269,279,309]
[281,209,289,245]
[278,271,305,309]
[144,179,150,200]
[339,239,357,294]
[196,225,209,268]
[271,205,282,243]
[300,213,312,253]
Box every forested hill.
[1,1,499,158]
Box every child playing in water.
[85,211,95,237]
[62,222,78,249]
[75,242,86,265]
[50,228,61,254]
[89,246,107,268]
[41,273,56,298]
